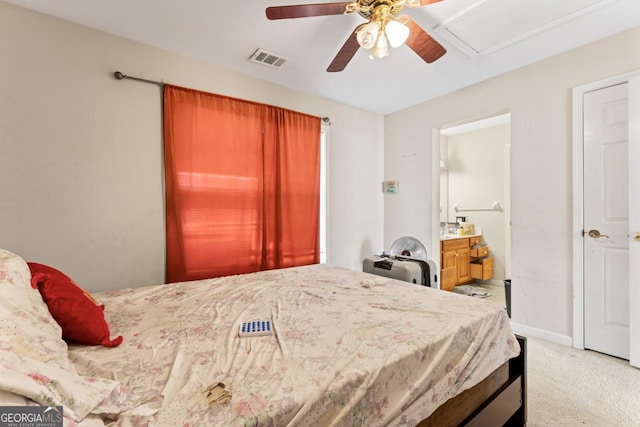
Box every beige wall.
[5,0,640,344]
[385,26,640,342]
[0,2,384,292]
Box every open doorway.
[433,113,511,298]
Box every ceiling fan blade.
[327,29,360,72]
[405,19,446,63]
[266,2,351,20]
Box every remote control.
[239,320,273,337]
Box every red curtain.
[163,85,321,283]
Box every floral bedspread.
[69,264,520,426]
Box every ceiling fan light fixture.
[369,32,389,59]
[357,3,409,60]
[385,19,409,48]
[356,21,380,49]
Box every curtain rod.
[113,71,163,86]
[113,71,331,125]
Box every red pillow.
[27,262,123,347]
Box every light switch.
[382,180,399,194]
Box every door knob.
[587,229,609,239]
[635,232,640,242]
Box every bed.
[0,249,525,426]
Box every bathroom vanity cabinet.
[440,235,493,291]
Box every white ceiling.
[6,0,640,114]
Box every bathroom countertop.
[440,233,482,241]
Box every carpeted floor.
[463,282,640,426]
[524,336,640,426]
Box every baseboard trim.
[510,322,572,347]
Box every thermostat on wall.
[382,180,399,194]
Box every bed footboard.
[418,335,527,427]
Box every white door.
[583,83,629,360]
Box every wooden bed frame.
[418,335,527,427]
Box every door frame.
[432,129,442,289]
[431,114,512,291]
[572,70,640,351]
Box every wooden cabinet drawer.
[470,257,494,281]
[470,246,489,258]
[442,238,469,251]
[469,236,482,247]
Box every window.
[163,85,321,282]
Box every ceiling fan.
[266,0,447,72]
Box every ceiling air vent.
[249,48,287,68]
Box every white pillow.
[0,249,125,422]
[0,248,71,370]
